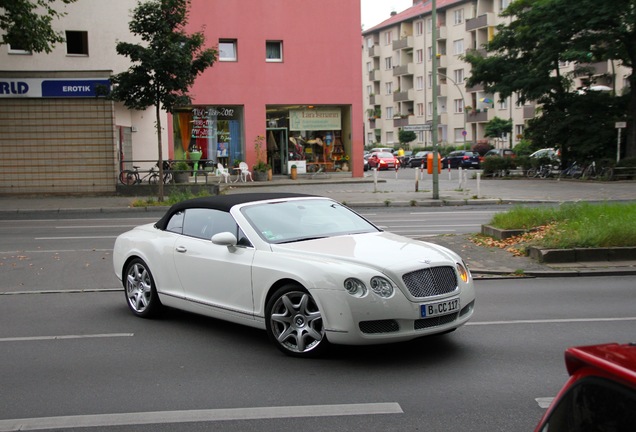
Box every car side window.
[182,208,239,240]
[165,210,185,234]
[540,376,636,432]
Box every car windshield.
[377,152,393,158]
[241,198,380,243]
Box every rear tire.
[124,258,162,318]
[120,170,137,185]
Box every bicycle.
[558,161,583,179]
[119,162,173,185]
[581,161,614,181]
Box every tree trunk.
[627,73,636,159]
[156,102,164,202]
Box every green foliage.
[480,156,516,176]
[489,202,636,248]
[399,129,417,144]
[617,157,636,168]
[471,141,491,156]
[0,0,78,53]
[513,140,533,157]
[484,117,513,139]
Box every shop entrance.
[266,128,288,175]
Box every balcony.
[393,64,414,76]
[436,54,447,69]
[437,26,447,40]
[466,82,484,93]
[392,36,413,51]
[523,105,536,119]
[393,116,410,127]
[368,69,381,82]
[467,110,489,123]
[466,13,495,31]
[393,89,414,102]
[368,45,380,58]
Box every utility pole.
[431,0,439,199]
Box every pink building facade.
[169,0,364,177]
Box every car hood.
[271,231,460,272]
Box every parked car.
[363,157,369,171]
[484,148,516,158]
[367,151,400,170]
[408,151,433,168]
[534,342,636,432]
[441,151,481,169]
[530,148,559,161]
[369,147,393,154]
[114,193,475,357]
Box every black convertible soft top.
[155,192,318,230]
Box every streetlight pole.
[431,0,439,199]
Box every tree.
[484,117,513,148]
[0,0,77,53]
[109,0,216,201]
[398,129,417,146]
[464,0,636,160]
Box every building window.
[385,56,393,70]
[384,31,393,45]
[386,131,394,144]
[367,132,375,145]
[427,46,433,60]
[385,82,393,95]
[453,39,464,55]
[515,124,524,139]
[366,37,374,49]
[367,85,372,95]
[219,39,237,61]
[416,49,423,63]
[454,99,464,113]
[416,21,423,36]
[7,42,30,54]
[498,98,508,110]
[266,41,283,62]
[417,103,424,116]
[386,107,393,119]
[66,31,88,55]
[427,102,433,117]
[453,68,465,84]
[501,0,511,9]
[453,9,464,25]
[454,128,465,142]
[427,73,432,88]
[426,18,432,33]
[416,76,423,90]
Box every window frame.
[219,39,238,62]
[65,30,89,56]
[265,40,283,62]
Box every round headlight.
[344,278,367,297]
[370,276,394,298]
[456,262,471,283]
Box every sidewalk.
[1,171,635,277]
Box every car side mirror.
[211,232,237,246]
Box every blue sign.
[41,80,110,97]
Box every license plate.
[421,298,459,318]
[387,163,394,167]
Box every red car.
[535,343,636,432]
[367,151,400,170]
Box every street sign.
[403,124,432,132]
[616,122,627,128]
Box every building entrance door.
[266,128,288,175]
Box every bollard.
[373,167,378,192]
[415,165,419,191]
[476,172,481,198]
[458,167,463,188]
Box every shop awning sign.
[290,108,341,131]
[0,78,110,98]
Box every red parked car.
[534,342,636,432]
[367,151,400,170]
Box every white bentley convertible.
[113,193,475,357]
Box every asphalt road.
[1,211,635,431]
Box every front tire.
[124,258,162,318]
[266,285,328,357]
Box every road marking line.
[536,397,554,409]
[0,403,403,431]
[0,333,134,343]
[467,317,636,326]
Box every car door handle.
[176,246,187,253]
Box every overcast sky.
[361,0,413,30]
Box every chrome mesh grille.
[359,320,399,334]
[414,313,458,330]
[402,266,458,298]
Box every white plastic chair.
[239,162,253,182]
[216,163,230,183]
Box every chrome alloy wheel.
[267,288,325,356]
[124,259,160,317]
